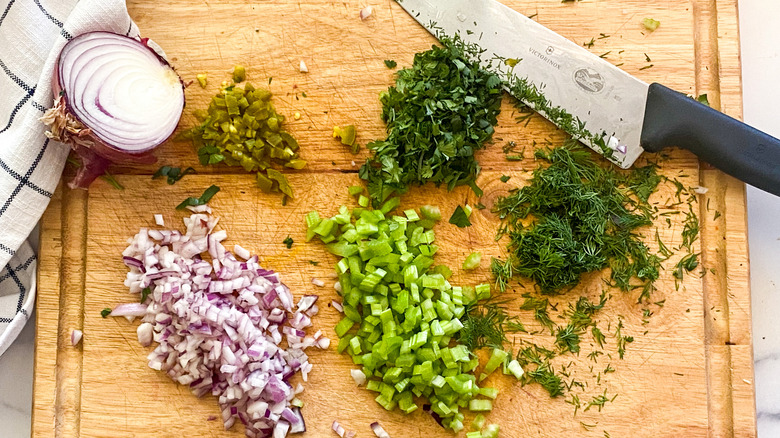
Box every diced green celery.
[349,336,362,354]
[468,399,493,412]
[450,345,470,362]
[337,336,351,353]
[404,209,420,221]
[343,305,361,322]
[475,283,491,300]
[466,432,482,438]
[483,424,500,438]
[348,185,364,196]
[326,241,358,257]
[420,205,442,221]
[422,274,446,290]
[335,317,355,337]
[472,414,486,431]
[478,387,498,399]
[336,258,349,274]
[358,195,370,207]
[462,252,482,270]
[450,419,464,433]
[433,264,453,279]
[506,359,524,379]
[483,349,508,377]
[313,218,335,237]
[367,379,382,392]
[464,204,472,218]
[380,197,401,214]
[397,391,418,413]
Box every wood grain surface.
[32,1,756,437]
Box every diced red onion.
[345,431,356,438]
[41,31,184,189]
[311,278,325,287]
[154,214,165,226]
[370,422,391,438]
[350,369,366,386]
[359,6,373,20]
[137,322,153,347]
[120,208,325,437]
[299,60,308,73]
[111,303,147,317]
[694,186,709,194]
[332,420,346,437]
[71,329,83,346]
[331,300,344,313]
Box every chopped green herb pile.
[360,34,503,204]
[176,185,220,210]
[152,165,195,185]
[306,194,522,432]
[184,72,305,200]
[493,144,662,298]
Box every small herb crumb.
[309,260,320,266]
[101,308,112,318]
[383,59,397,69]
[283,236,294,249]
[500,175,511,183]
[642,18,660,31]
[697,94,710,106]
[196,73,207,88]
[153,166,195,185]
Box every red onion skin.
[47,31,185,189]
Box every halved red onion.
[41,31,185,189]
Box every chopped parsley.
[140,287,151,304]
[499,175,511,183]
[383,59,397,69]
[101,308,112,318]
[449,205,472,228]
[360,34,503,204]
[153,165,195,185]
[283,236,294,249]
[176,185,220,210]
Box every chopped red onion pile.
[120,206,326,437]
[41,31,185,189]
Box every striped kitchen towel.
[0,0,138,356]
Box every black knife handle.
[640,82,780,196]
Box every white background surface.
[1,1,779,436]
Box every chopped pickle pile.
[185,72,305,199]
[306,190,523,432]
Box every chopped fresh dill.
[493,145,661,298]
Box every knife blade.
[398,0,780,197]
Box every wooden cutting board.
[32,0,756,437]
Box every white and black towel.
[0,0,137,356]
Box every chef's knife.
[398,0,780,196]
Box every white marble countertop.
[2,2,779,437]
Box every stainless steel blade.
[397,0,649,168]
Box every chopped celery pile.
[184,71,305,200]
[307,194,520,432]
